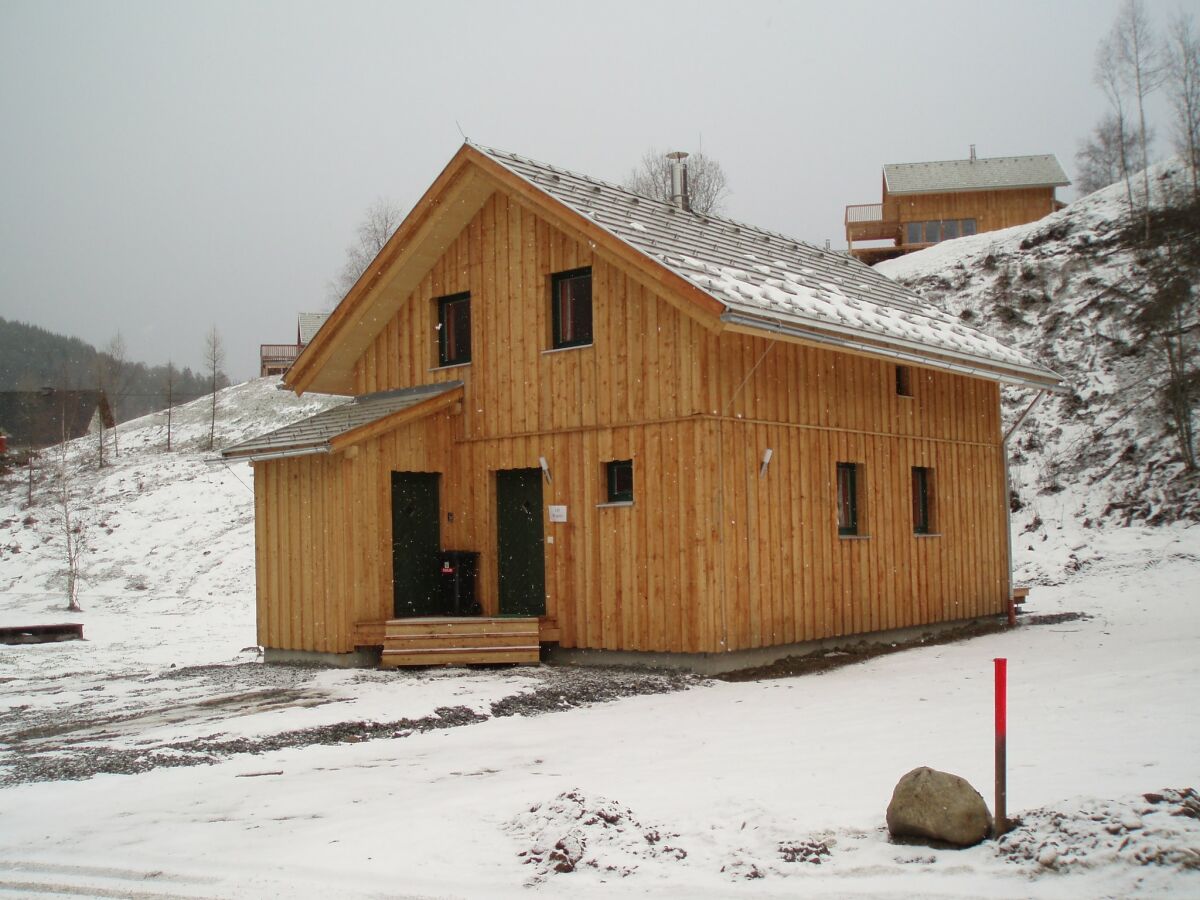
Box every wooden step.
[384,616,538,638]
[385,632,539,651]
[381,645,540,668]
[377,616,541,667]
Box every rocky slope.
[878,161,1200,529]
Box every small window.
[895,364,912,397]
[837,462,860,536]
[437,292,471,366]
[961,218,977,236]
[606,459,633,503]
[905,222,922,245]
[923,221,941,243]
[551,267,593,349]
[912,466,934,534]
[942,219,959,240]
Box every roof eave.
[720,311,1066,392]
[221,443,332,463]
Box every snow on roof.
[473,144,1062,388]
[221,382,461,460]
[883,154,1069,195]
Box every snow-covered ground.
[2,376,1198,898]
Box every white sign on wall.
[548,505,568,523]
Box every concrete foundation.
[546,616,1001,676]
[264,647,381,668]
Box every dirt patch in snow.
[1,663,703,787]
[508,789,688,883]
[998,787,1200,873]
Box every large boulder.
[886,767,993,847]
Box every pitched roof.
[883,154,1069,195]
[297,312,329,345]
[472,144,1063,389]
[221,381,462,460]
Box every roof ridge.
[469,141,822,254]
[885,153,1058,168]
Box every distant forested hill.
[0,317,224,423]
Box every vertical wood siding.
[254,187,1010,656]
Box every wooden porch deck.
[354,617,542,667]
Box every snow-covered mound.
[0,377,345,669]
[878,161,1200,530]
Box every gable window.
[606,459,633,503]
[912,466,934,535]
[836,462,861,536]
[896,364,913,397]
[437,292,471,367]
[551,267,593,349]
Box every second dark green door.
[496,468,545,617]
[391,471,441,618]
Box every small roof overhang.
[221,381,463,463]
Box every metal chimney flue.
[970,144,977,162]
[666,151,690,211]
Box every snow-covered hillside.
[0,378,345,667]
[0,320,1197,895]
[879,161,1200,535]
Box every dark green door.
[391,472,441,618]
[496,468,545,616]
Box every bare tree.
[1135,227,1200,472]
[623,148,730,216]
[95,332,133,459]
[54,443,88,611]
[1108,0,1164,235]
[204,326,225,452]
[328,197,405,302]
[1076,112,1147,195]
[1166,10,1200,199]
[164,360,176,452]
[1096,35,1141,215]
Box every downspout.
[1001,390,1046,625]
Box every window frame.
[550,267,593,350]
[605,459,633,504]
[836,462,860,536]
[436,292,472,367]
[912,466,934,535]
[895,364,913,397]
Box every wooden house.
[0,388,115,452]
[845,149,1069,265]
[223,143,1063,672]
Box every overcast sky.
[0,0,1171,380]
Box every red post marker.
[994,657,1007,838]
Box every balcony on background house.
[844,203,908,265]
[260,343,302,377]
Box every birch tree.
[1107,0,1164,235]
[54,443,88,611]
[1166,10,1200,199]
[328,197,405,303]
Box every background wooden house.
[224,143,1063,671]
[259,312,330,376]
[845,148,1069,265]
[0,388,115,452]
